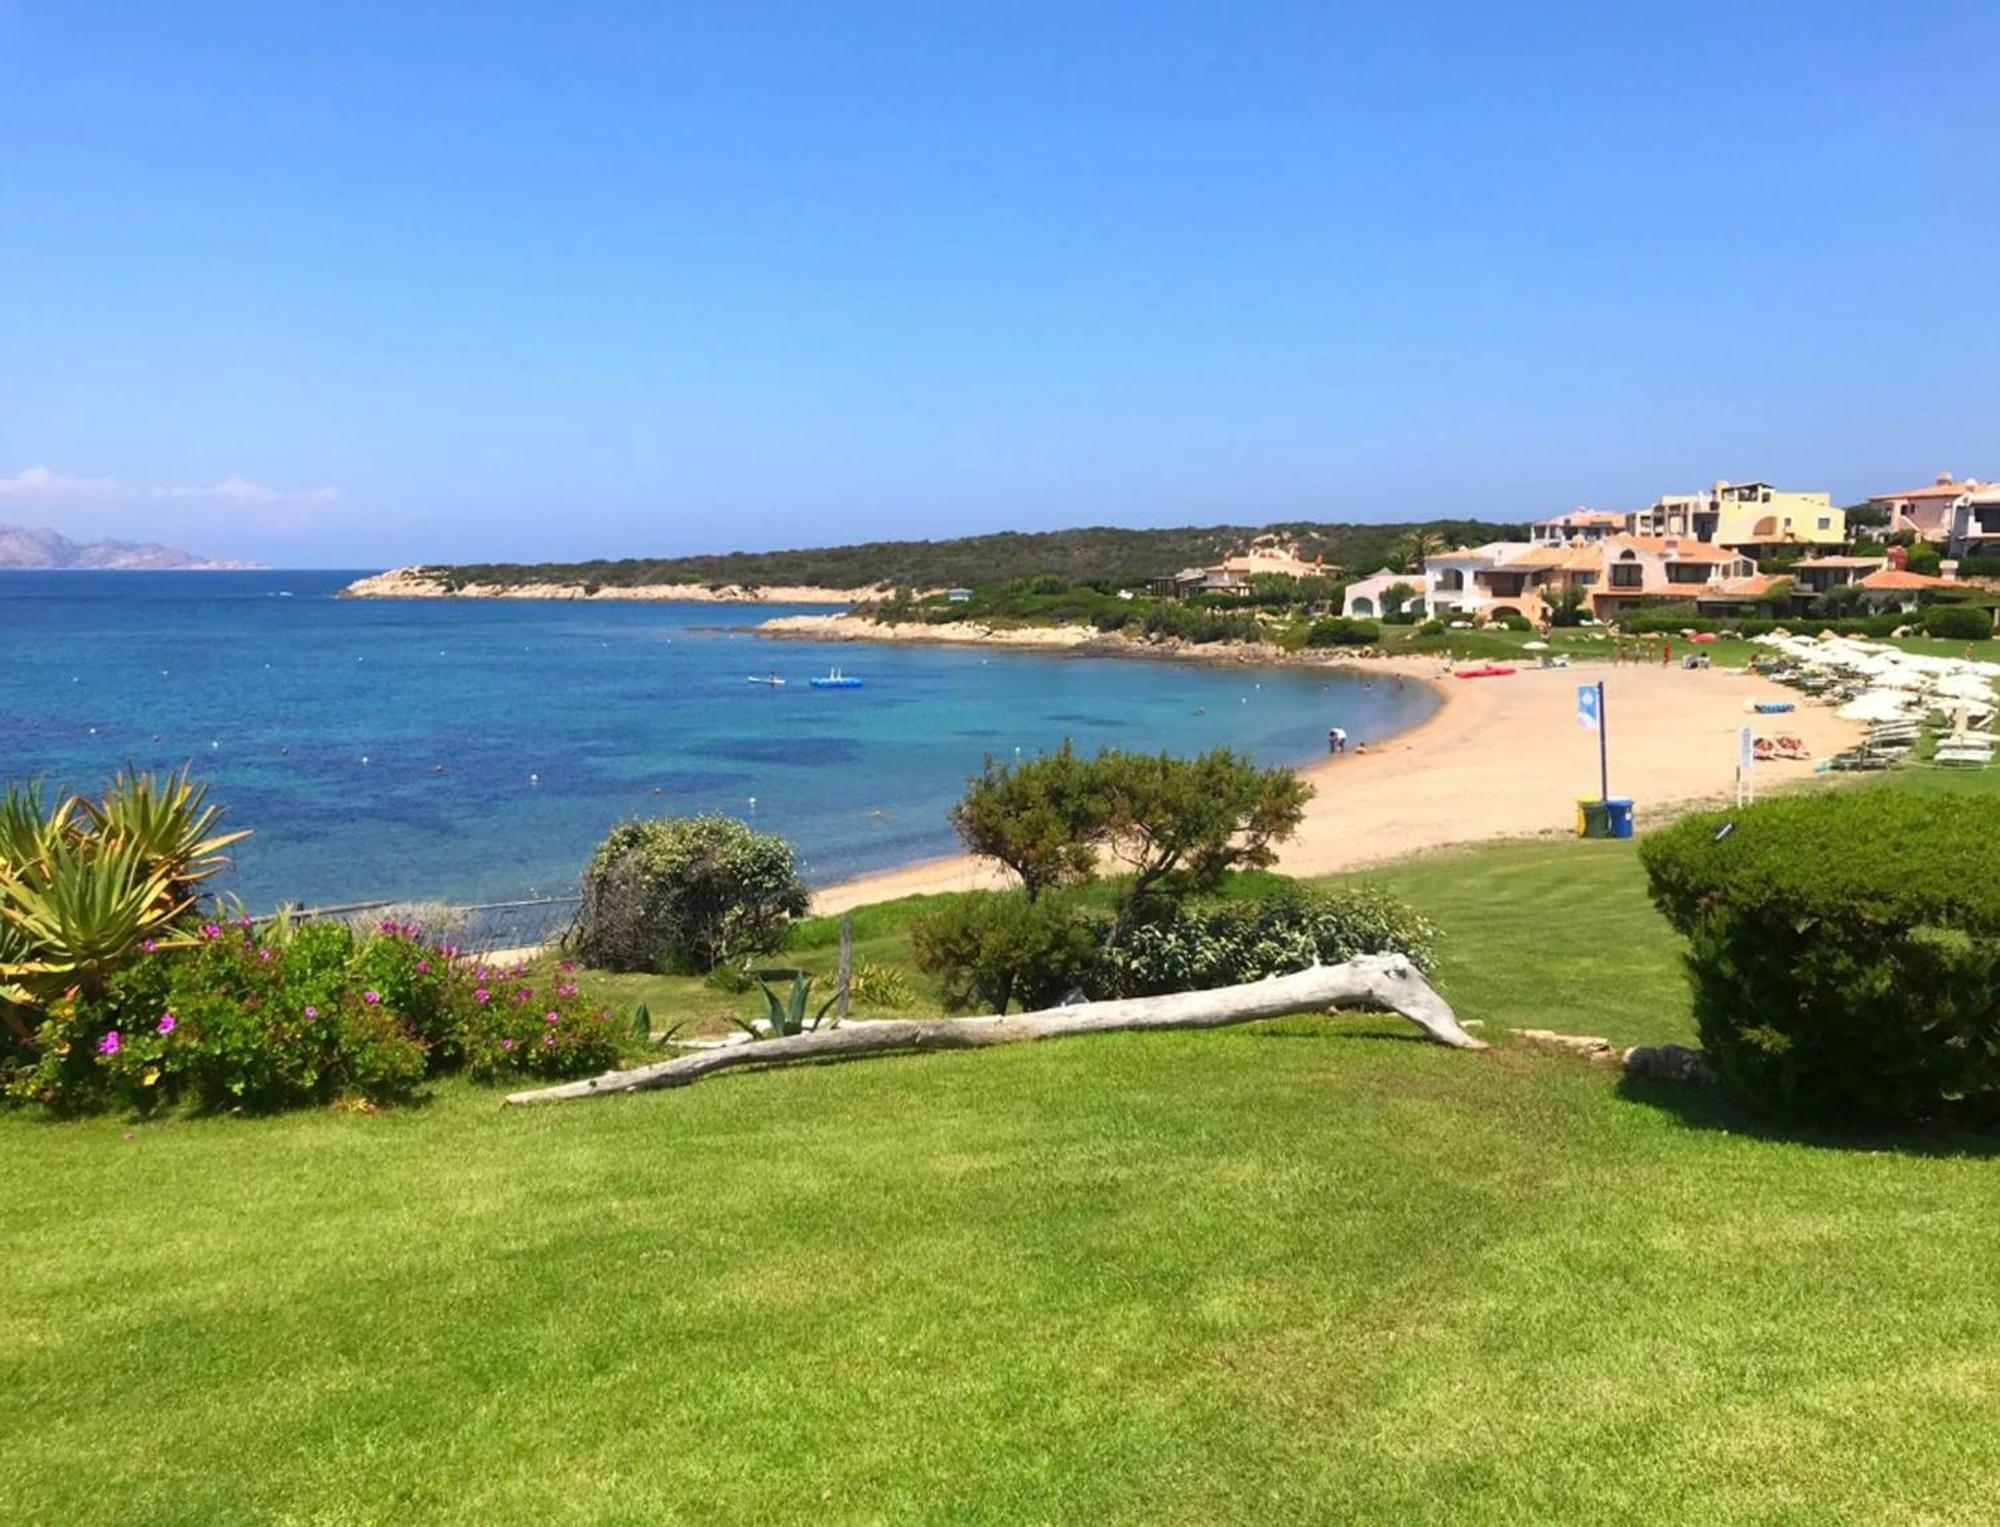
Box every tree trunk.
[504,954,1481,1105]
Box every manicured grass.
[10,791,2000,1522]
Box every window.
[1817,517,1830,530]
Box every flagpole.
[1597,679,1609,805]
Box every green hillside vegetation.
[419,518,1526,593]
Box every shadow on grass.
[1615,1073,2000,1160]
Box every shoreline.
[338,567,868,604]
[809,654,1860,915]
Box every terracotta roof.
[1872,474,1984,502]
[1858,568,1952,591]
[1607,534,1740,564]
[1509,543,1604,572]
[1701,574,1786,600]
[1532,509,1625,528]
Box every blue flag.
[1577,684,1601,731]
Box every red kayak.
[1454,664,1517,679]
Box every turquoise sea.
[0,571,1437,917]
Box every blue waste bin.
[1605,798,1635,839]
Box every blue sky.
[2,2,1995,567]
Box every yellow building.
[1629,480,1844,552]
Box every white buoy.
[361,755,371,765]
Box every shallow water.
[0,571,1437,910]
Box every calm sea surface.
[0,571,1437,911]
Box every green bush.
[910,892,1105,1014]
[1641,792,2000,1124]
[5,920,625,1116]
[1492,613,1532,632]
[1957,556,2000,580]
[1416,619,1446,636]
[1303,616,1381,647]
[461,962,624,1081]
[1110,885,1439,998]
[575,815,809,973]
[11,922,435,1115]
[1923,603,1993,641]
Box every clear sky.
[2,2,1995,568]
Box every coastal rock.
[340,566,870,604]
[1515,1028,1622,1065]
[1622,1044,1715,1083]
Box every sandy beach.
[812,657,1860,913]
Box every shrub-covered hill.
[418,519,1528,593]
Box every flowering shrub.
[1110,885,1440,998]
[462,962,623,1081]
[5,922,623,1116]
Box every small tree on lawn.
[1092,748,1312,941]
[950,741,1105,902]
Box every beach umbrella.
[1930,673,1998,705]
[1836,690,1922,723]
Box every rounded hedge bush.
[1641,792,2000,1124]
[575,815,809,973]
[1923,603,1994,641]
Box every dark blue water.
[0,571,1437,909]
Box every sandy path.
[811,658,1858,914]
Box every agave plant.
[83,767,249,912]
[0,768,249,1020]
[732,970,841,1040]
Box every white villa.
[1339,567,1419,619]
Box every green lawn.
[8,785,2000,1522]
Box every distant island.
[0,523,260,571]
[339,519,1526,601]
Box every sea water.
[0,571,1437,911]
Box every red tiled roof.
[1793,556,1889,570]
[1858,568,1953,591]
[1872,475,1984,502]
[1608,534,1740,564]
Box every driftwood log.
[504,954,1481,1105]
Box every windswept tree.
[1092,749,1312,937]
[950,742,1106,901]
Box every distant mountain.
[0,523,260,571]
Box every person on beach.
[1328,726,1348,755]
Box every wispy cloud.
[0,466,340,508]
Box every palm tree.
[1392,527,1447,574]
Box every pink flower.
[501,1038,515,1051]
[542,1034,556,1048]
[362,990,381,1005]
[557,982,577,998]
[474,988,491,1005]
[98,1030,121,1056]
[558,960,576,973]
[415,960,430,974]
[304,1005,319,1019]
[157,1013,177,1035]
[141,939,158,954]
[544,1011,560,1025]
[200,923,220,939]
[238,914,253,928]
[257,947,273,963]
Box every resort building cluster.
[1327,474,1997,627]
